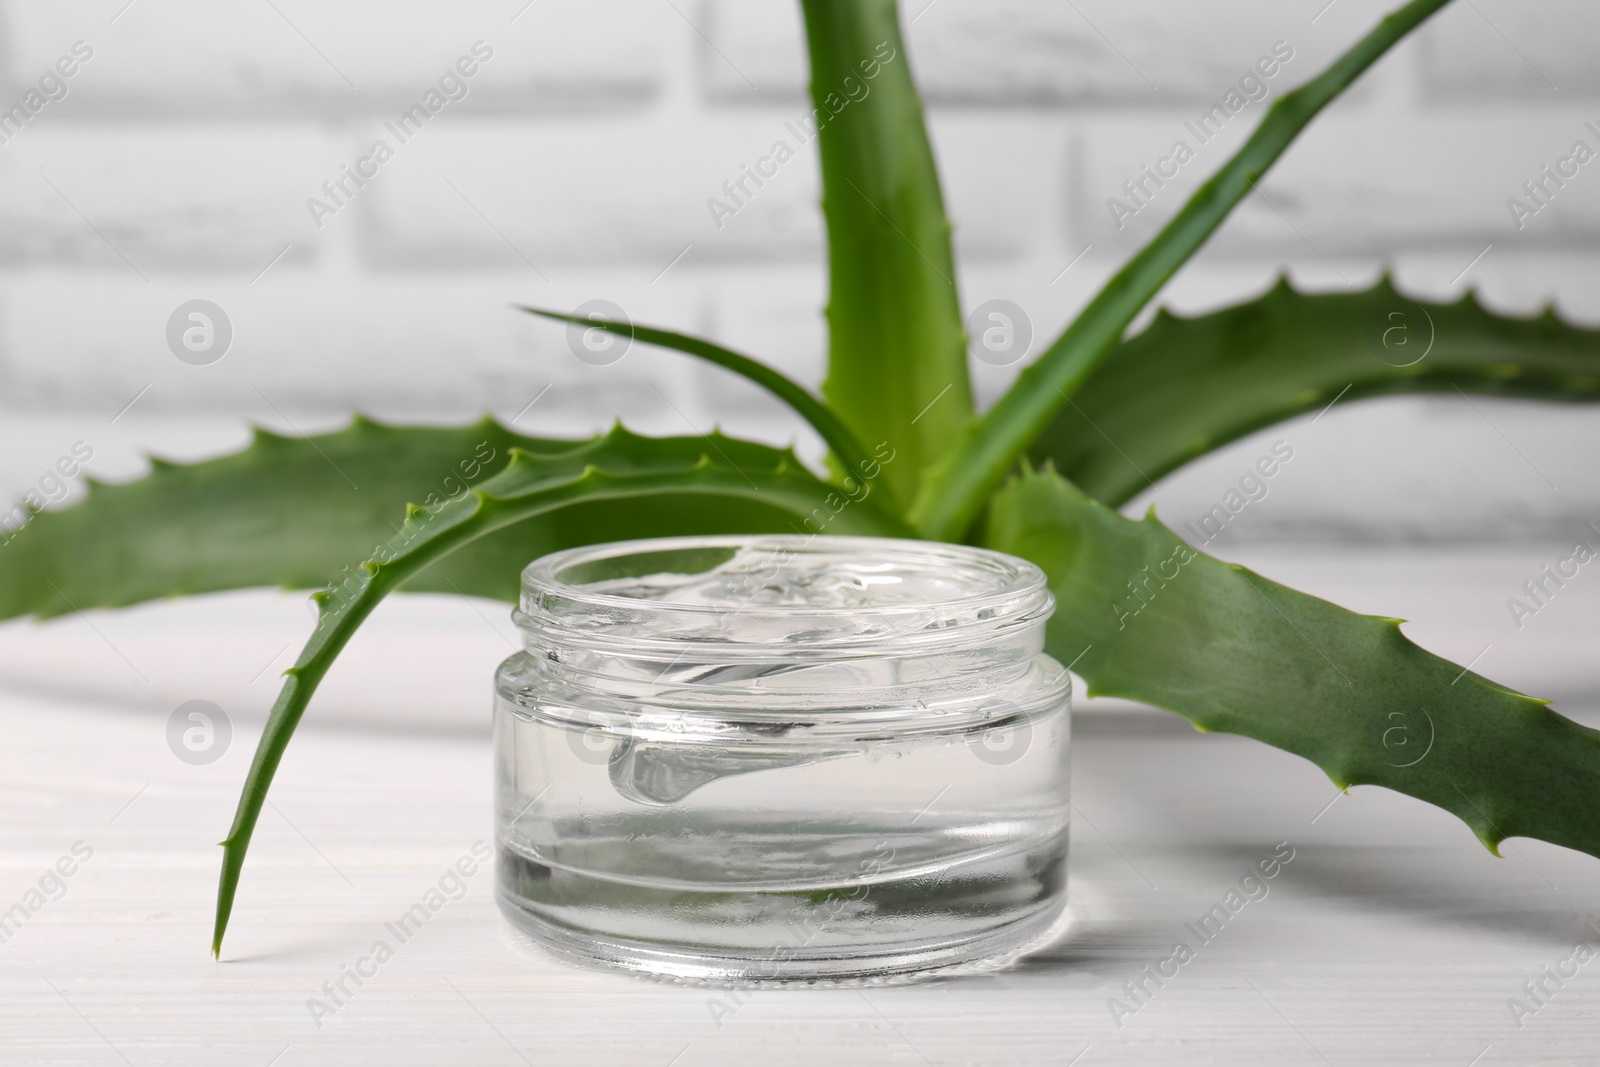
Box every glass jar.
[493,534,1071,984]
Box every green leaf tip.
[911,0,1455,540]
[521,306,880,493]
[206,426,913,954]
[985,465,1600,869]
[1030,268,1600,508]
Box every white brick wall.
[7,1,666,114]
[1421,0,1598,99]
[1079,112,1600,256]
[3,0,1600,543]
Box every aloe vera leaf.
[799,0,974,508]
[1032,276,1600,507]
[0,417,565,619]
[0,419,845,618]
[985,465,1600,860]
[911,0,1455,540]
[212,429,910,955]
[518,305,881,489]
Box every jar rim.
[516,534,1053,657]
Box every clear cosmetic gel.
[493,535,1071,983]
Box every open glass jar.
[493,535,1071,983]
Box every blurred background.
[1,0,1596,729]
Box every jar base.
[496,892,1072,986]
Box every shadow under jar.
[493,535,1071,984]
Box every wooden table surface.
[2,546,1598,1065]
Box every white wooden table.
[3,545,1598,1065]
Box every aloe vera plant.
[5,0,1598,957]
